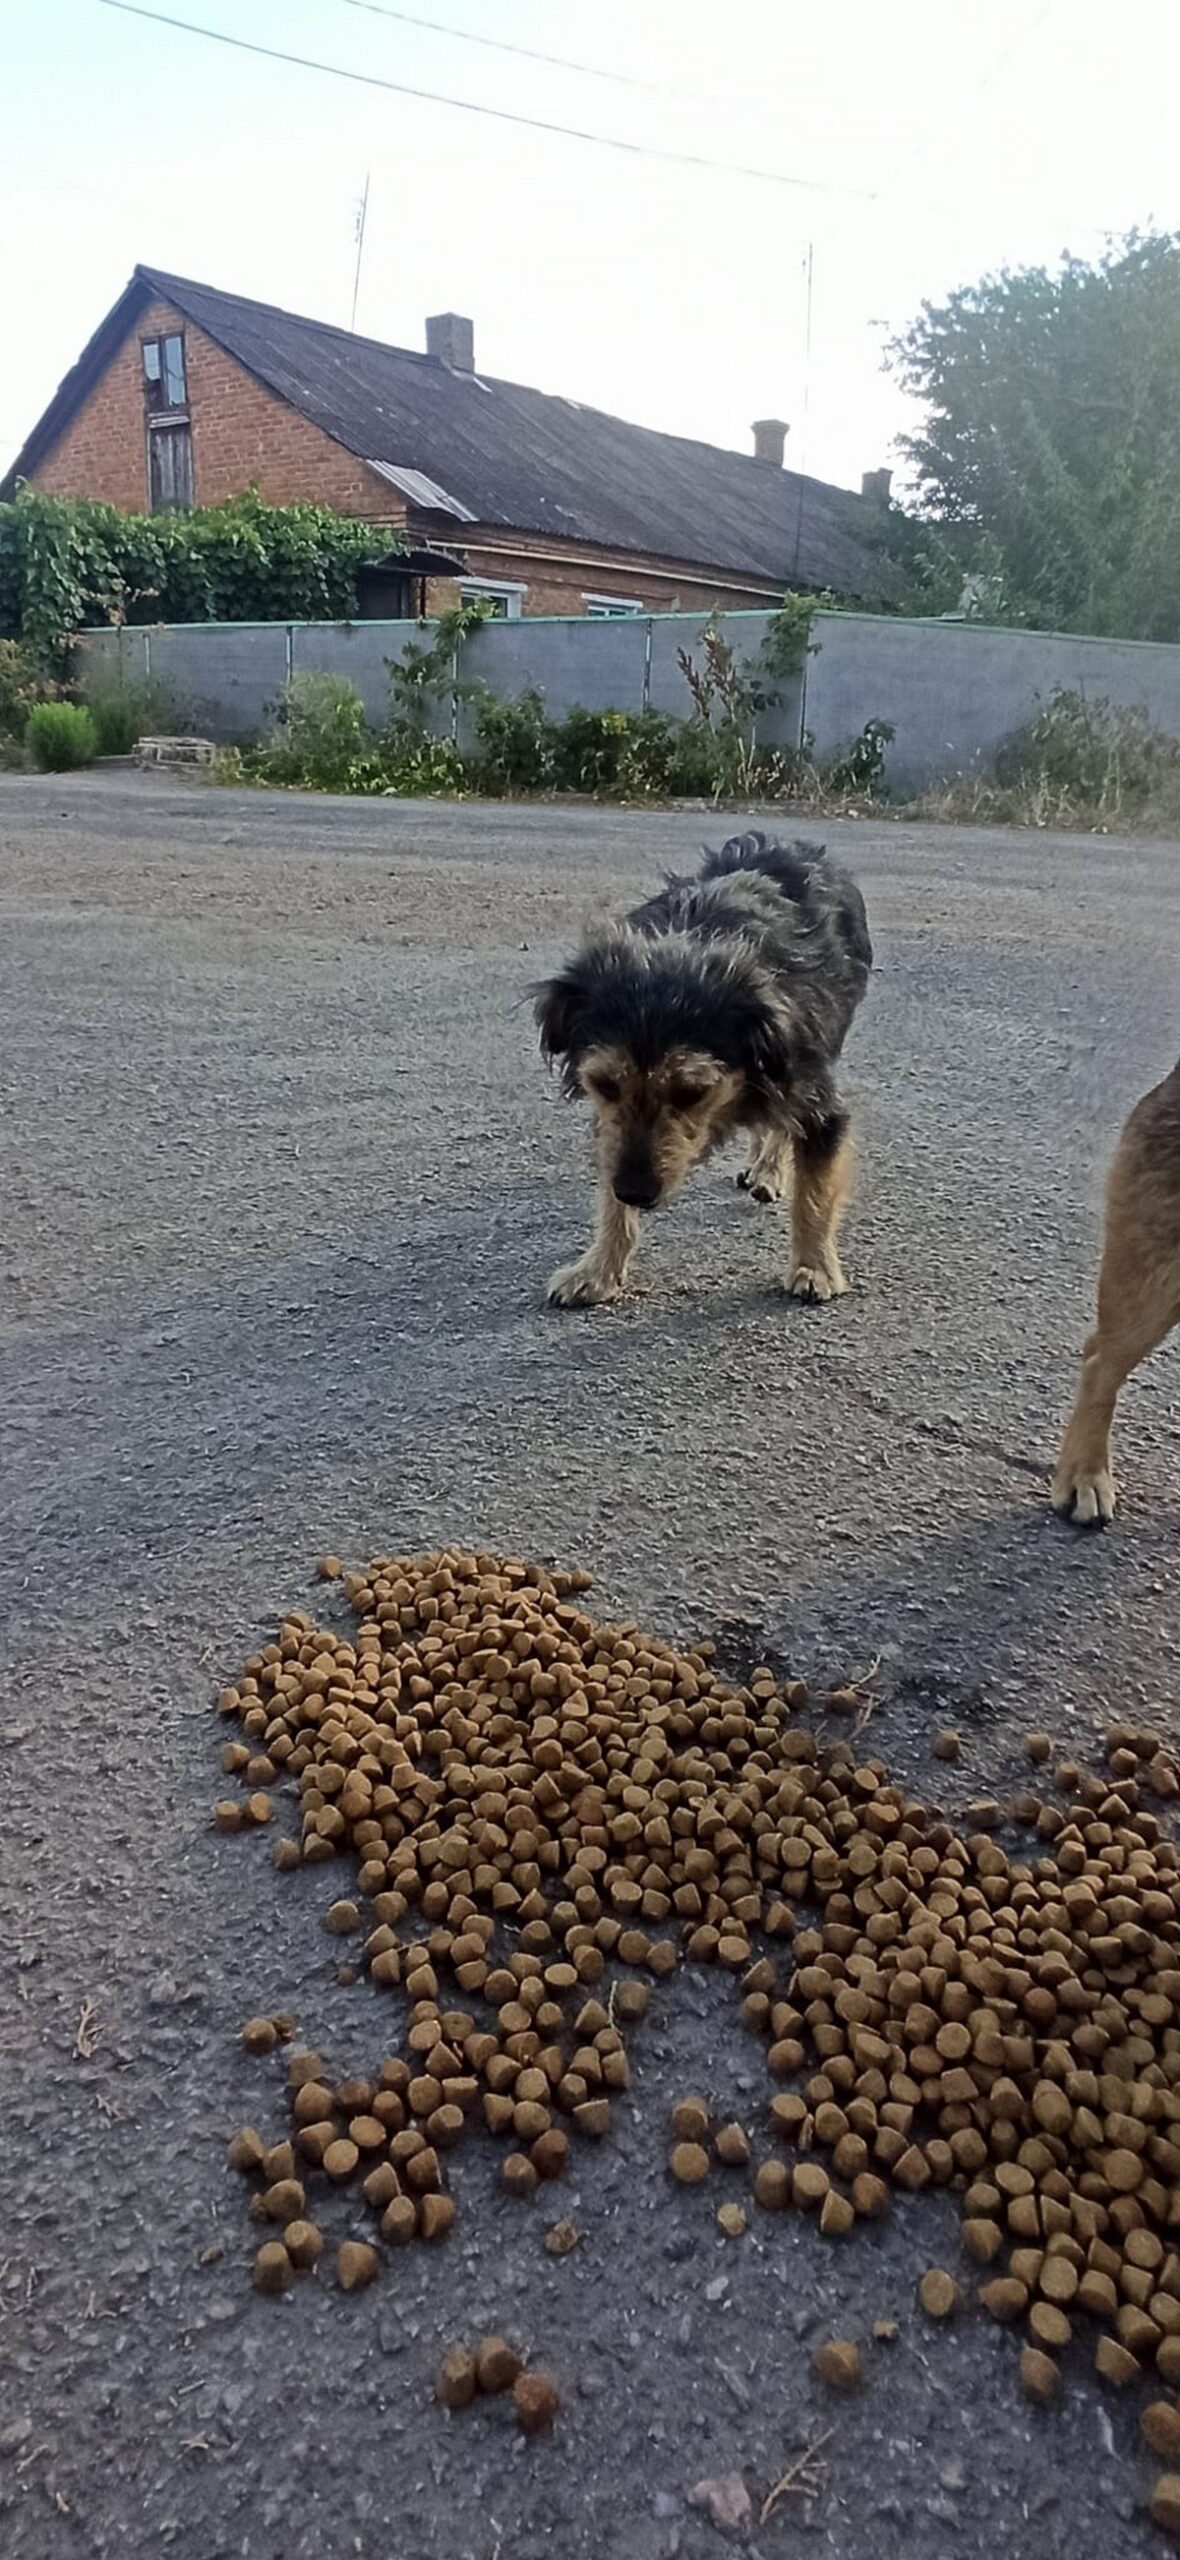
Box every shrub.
[0,638,61,764]
[469,684,553,794]
[256,672,380,793]
[551,705,632,794]
[25,701,97,771]
[87,683,177,756]
[380,734,469,797]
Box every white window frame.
[582,593,645,618]
[459,578,526,619]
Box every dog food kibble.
[437,2349,478,2410]
[1020,2346,1060,2405]
[216,1543,1180,2475]
[933,1730,961,1762]
[919,2270,959,2320]
[1152,2478,1180,2539]
[814,2340,861,2391]
[981,2279,1028,2325]
[262,2178,305,2224]
[545,2222,580,2257]
[419,2193,456,2241]
[718,2202,748,2237]
[513,2371,560,2436]
[1144,2409,1180,2464]
[227,2128,266,2174]
[476,2336,523,2394]
[242,2015,278,2055]
[337,2241,378,2290]
[754,2161,791,2212]
[714,2121,750,2169]
[253,2242,293,2294]
[284,2219,324,2269]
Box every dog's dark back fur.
[536,831,871,1136]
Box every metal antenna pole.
[350,171,371,331]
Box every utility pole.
[350,172,371,332]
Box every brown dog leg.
[786,1118,853,1303]
[1053,1077,1180,1523]
[547,1175,640,1307]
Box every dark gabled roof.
[3,265,895,601]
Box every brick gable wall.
[29,300,401,519]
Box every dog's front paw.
[1051,1464,1116,1527]
[546,1260,619,1309]
[785,1260,847,1305]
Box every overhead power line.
[95,0,875,200]
[333,0,723,108]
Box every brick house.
[3,265,896,620]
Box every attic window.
[142,333,187,415]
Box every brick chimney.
[426,313,474,372]
[861,467,892,502]
[752,418,789,466]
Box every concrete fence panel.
[462,614,652,719]
[76,607,1180,788]
[804,612,1180,793]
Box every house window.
[459,579,525,619]
[143,333,187,414]
[142,331,192,511]
[582,594,644,618]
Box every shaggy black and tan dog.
[534,831,872,1307]
[1053,1057,1180,1525]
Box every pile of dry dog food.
[218,1548,1180,2479]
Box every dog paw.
[738,1166,788,1204]
[785,1261,847,1304]
[546,1261,618,1308]
[1051,1466,1116,1527]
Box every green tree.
[888,230,1180,639]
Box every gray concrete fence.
[79,608,1180,793]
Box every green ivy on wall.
[0,487,396,666]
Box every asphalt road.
[2,770,1179,2560]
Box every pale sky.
[4,0,1180,499]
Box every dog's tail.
[701,831,826,901]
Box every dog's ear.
[533,968,584,1065]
